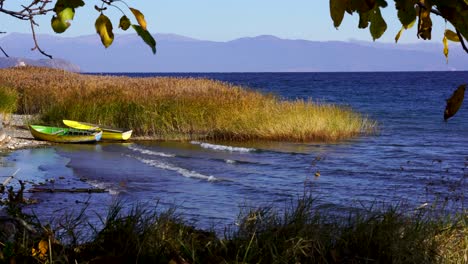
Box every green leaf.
[369,7,387,40]
[358,10,370,28]
[376,0,387,8]
[63,0,84,8]
[130,8,147,30]
[395,0,417,29]
[54,0,84,12]
[330,0,347,28]
[95,14,114,48]
[51,16,70,33]
[444,29,460,42]
[119,15,131,31]
[350,0,375,13]
[444,84,466,121]
[132,25,156,54]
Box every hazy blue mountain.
[0,56,80,72]
[0,33,465,72]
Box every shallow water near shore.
[1,72,467,229]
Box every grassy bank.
[0,186,466,263]
[0,67,375,141]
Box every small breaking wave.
[191,141,255,153]
[128,145,175,157]
[87,180,121,195]
[135,157,220,182]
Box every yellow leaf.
[58,7,75,22]
[130,8,147,30]
[51,16,70,33]
[406,19,416,29]
[417,0,432,40]
[444,29,460,42]
[443,35,448,62]
[444,84,466,121]
[38,240,48,257]
[32,240,48,260]
[395,27,404,43]
[394,18,415,42]
[95,14,114,48]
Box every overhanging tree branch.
[0,29,7,57]
[416,1,468,54]
[29,17,52,59]
[456,30,468,54]
[0,46,9,57]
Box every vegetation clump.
[0,86,17,117]
[0,184,466,263]
[0,66,375,142]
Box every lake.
[1,72,466,229]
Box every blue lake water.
[1,72,467,229]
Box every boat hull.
[29,125,102,143]
[63,120,133,141]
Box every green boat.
[29,125,102,143]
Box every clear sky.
[0,0,449,43]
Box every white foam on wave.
[191,141,255,153]
[128,145,175,157]
[87,180,120,195]
[225,159,236,164]
[135,157,219,182]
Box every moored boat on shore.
[29,125,102,143]
[63,120,133,141]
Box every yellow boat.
[63,120,133,141]
[29,125,102,143]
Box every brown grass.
[0,66,376,141]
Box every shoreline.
[0,114,50,152]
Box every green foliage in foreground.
[0,184,466,263]
[0,67,376,142]
[0,86,17,115]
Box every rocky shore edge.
[0,114,50,152]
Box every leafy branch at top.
[330,0,467,120]
[330,0,468,61]
[0,0,156,58]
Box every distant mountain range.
[0,32,466,72]
[0,56,80,72]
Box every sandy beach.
[0,114,50,152]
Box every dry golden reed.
[0,66,376,141]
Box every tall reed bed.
[0,85,18,115]
[0,67,376,141]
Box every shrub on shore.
[0,67,376,141]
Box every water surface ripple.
[1,72,466,228]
